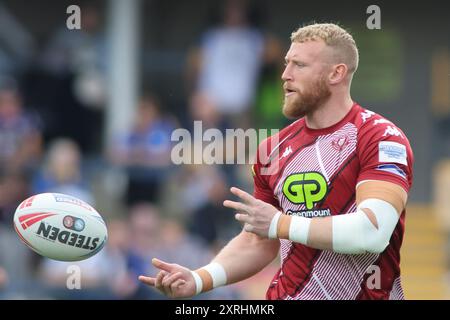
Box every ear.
[328,64,348,85]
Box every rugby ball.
[13,193,108,261]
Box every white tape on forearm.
[268,211,282,239]
[332,198,399,254]
[190,270,203,295]
[203,262,227,288]
[288,216,311,245]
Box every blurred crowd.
[0,0,284,299]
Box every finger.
[138,275,156,286]
[168,277,186,297]
[152,258,174,273]
[223,200,250,213]
[162,272,184,288]
[155,271,169,296]
[235,213,252,224]
[230,187,256,204]
[155,270,168,289]
[171,279,186,291]
[244,223,254,233]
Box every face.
[281,41,332,119]
[0,90,21,119]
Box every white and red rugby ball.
[13,193,108,261]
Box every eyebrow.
[285,57,307,65]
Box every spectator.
[40,2,107,102]
[104,218,138,299]
[38,252,115,299]
[37,218,132,300]
[125,203,165,299]
[186,169,240,248]
[0,169,30,224]
[160,164,240,247]
[29,2,107,153]
[253,34,289,130]
[188,91,228,131]
[0,4,35,75]
[158,218,214,271]
[0,222,36,298]
[109,94,177,205]
[0,78,42,173]
[32,138,94,204]
[186,0,265,128]
[186,91,243,184]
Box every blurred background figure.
[0,212,36,299]
[46,2,107,110]
[0,78,39,296]
[38,251,116,299]
[0,169,30,224]
[160,164,240,248]
[108,94,177,205]
[253,34,288,131]
[37,217,133,300]
[125,202,165,299]
[32,138,94,204]
[0,3,35,76]
[0,77,42,174]
[27,1,107,153]
[187,91,227,132]
[102,218,137,299]
[186,0,265,129]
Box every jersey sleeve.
[252,137,280,208]
[357,119,414,193]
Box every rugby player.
[139,23,413,300]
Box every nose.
[281,64,292,82]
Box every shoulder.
[354,106,410,143]
[354,105,413,165]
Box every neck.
[305,94,354,129]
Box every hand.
[223,187,279,238]
[138,258,197,298]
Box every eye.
[295,62,306,68]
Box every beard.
[282,74,331,119]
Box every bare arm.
[138,223,279,298]
[212,230,279,284]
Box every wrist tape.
[191,262,227,295]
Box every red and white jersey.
[252,103,414,300]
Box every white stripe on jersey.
[389,276,405,300]
[315,140,330,182]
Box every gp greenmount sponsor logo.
[282,172,328,209]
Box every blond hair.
[291,23,359,74]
